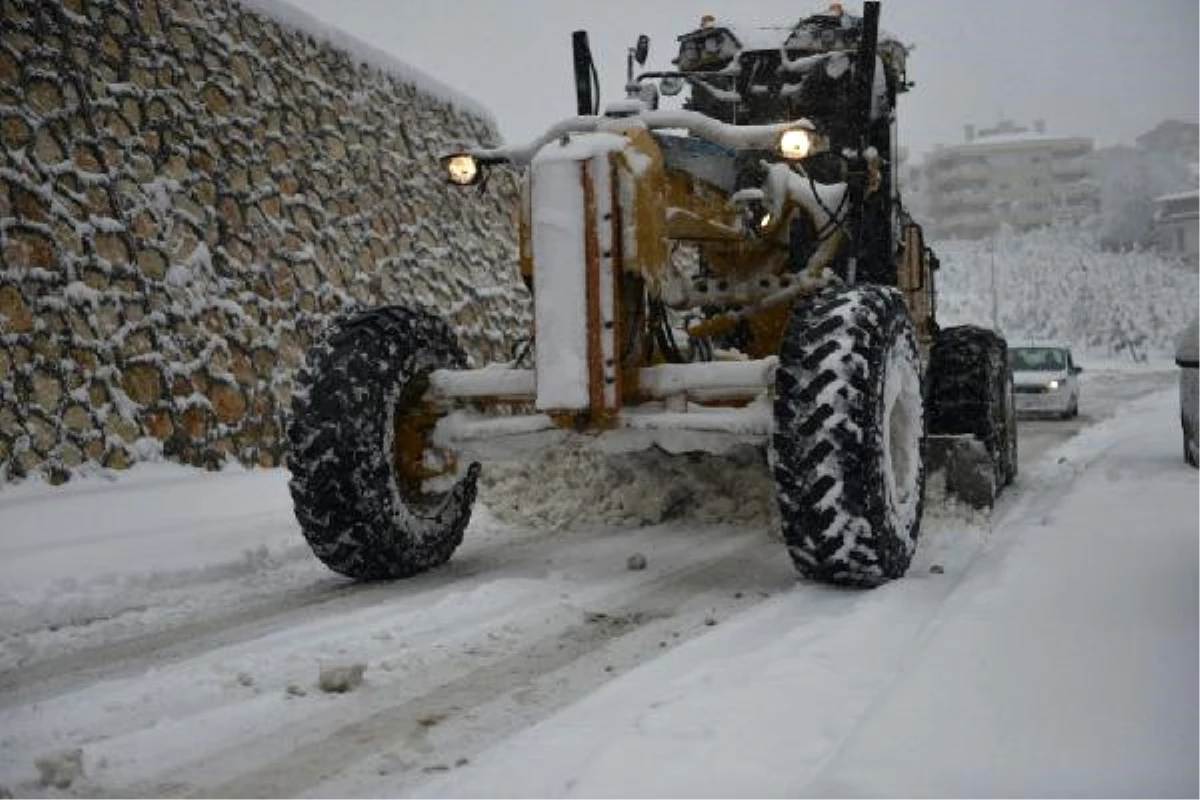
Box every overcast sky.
[279,0,1198,161]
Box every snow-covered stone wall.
[0,0,529,483]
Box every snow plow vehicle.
[286,2,1017,587]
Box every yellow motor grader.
[286,2,1017,587]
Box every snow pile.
[478,442,779,531]
[934,221,1198,359]
[317,663,367,693]
[33,748,84,790]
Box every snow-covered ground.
[0,365,1194,798]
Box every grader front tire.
[772,285,926,587]
[286,306,479,580]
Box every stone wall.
[0,0,530,483]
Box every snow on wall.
[0,0,530,484]
[934,222,1198,360]
[238,0,497,130]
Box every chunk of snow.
[318,663,366,693]
[34,748,83,789]
[63,281,102,307]
[164,264,193,287]
[188,242,213,273]
[130,437,164,463]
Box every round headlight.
[660,75,685,97]
[779,128,813,160]
[446,154,479,186]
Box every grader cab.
[285,3,1017,587]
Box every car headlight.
[1047,379,1060,391]
[443,153,480,186]
[779,128,814,160]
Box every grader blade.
[925,434,997,510]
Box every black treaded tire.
[927,325,1018,488]
[772,284,926,587]
[286,306,480,580]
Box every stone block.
[1,114,32,149]
[30,369,62,414]
[209,380,246,424]
[136,247,168,280]
[144,410,173,439]
[26,78,64,116]
[122,363,163,406]
[25,413,57,453]
[3,228,57,271]
[179,405,208,440]
[0,286,34,333]
[63,404,92,432]
[94,233,129,266]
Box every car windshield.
[1010,347,1067,371]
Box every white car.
[1009,342,1082,418]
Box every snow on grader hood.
[285,2,1018,588]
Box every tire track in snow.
[173,542,794,798]
[396,407,1114,797]
[0,519,575,708]
[2,376,1161,796]
[0,579,354,709]
[789,413,1125,795]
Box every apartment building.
[923,120,1099,240]
[1136,119,1199,164]
[1153,189,1199,263]
[1143,120,1199,262]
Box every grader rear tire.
[927,325,1017,489]
[286,306,479,580]
[772,285,925,587]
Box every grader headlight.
[778,128,815,160]
[443,153,481,186]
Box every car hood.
[1014,370,1068,386]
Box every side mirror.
[634,35,650,65]
[1072,365,1083,375]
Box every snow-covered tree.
[935,221,1198,359]
[1091,146,1194,251]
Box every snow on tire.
[286,306,480,580]
[927,325,1017,488]
[772,284,925,587]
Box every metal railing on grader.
[286,2,1018,588]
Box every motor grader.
[286,2,1018,587]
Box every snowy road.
[1015,364,1179,468]
[0,365,1194,798]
